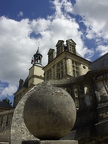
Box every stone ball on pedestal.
[24,82,76,140]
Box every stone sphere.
[24,82,76,140]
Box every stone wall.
[50,76,96,111]
[11,86,39,144]
[0,109,14,133]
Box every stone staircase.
[0,134,10,144]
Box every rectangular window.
[57,61,63,79]
[72,61,79,77]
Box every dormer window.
[48,49,55,63]
[56,40,64,56]
[66,39,76,54]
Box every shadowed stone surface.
[11,86,39,144]
[22,140,78,144]
[24,82,76,140]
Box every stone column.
[66,58,72,76]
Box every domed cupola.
[31,47,42,66]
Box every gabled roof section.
[66,39,76,45]
[23,77,29,88]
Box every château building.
[0,39,108,144]
[14,39,91,108]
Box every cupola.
[31,48,42,66]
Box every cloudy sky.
[0,0,108,104]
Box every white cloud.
[30,18,51,33]
[50,0,73,17]
[0,83,4,92]
[0,84,17,98]
[96,45,108,56]
[72,0,108,40]
[0,0,95,86]
[17,11,23,17]
[0,17,36,84]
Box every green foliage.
[2,98,12,107]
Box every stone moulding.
[22,140,78,144]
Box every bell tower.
[31,47,42,66]
[28,47,44,87]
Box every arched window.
[84,85,91,106]
[74,86,79,110]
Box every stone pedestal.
[22,140,78,144]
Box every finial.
[36,40,40,54]
[36,47,40,53]
[38,40,40,48]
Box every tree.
[2,98,12,107]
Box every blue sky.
[0,0,53,20]
[0,0,108,104]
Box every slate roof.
[23,77,28,88]
[90,53,108,70]
[0,101,12,109]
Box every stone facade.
[49,68,108,143]
[28,65,44,87]
[43,39,91,81]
